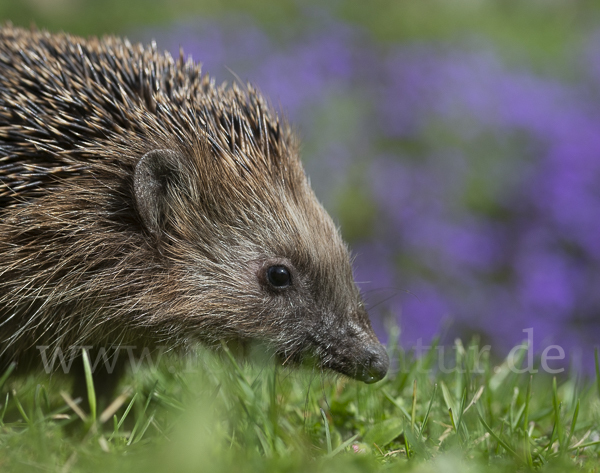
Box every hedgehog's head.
[131,86,388,384]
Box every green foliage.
[334,183,377,243]
[0,341,599,472]
[2,0,600,70]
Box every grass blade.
[326,434,359,458]
[0,362,16,391]
[419,383,438,440]
[81,348,96,422]
[411,379,417,432]
[12,390,31,426]
[478,412,524,465]
[320,408,332,454]
[566,399,580,451]
[596,348,600,399]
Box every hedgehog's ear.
[134,149,184,236]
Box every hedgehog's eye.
[267,265,291,288]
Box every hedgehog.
[0,24,389,394]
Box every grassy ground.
[1,335,599,472]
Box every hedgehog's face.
[251,248,389,384]
[134,148,388,384]
[237,181,389,384]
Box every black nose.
[356,343,389,384]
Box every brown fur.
[0,25,388,387]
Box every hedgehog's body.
[0,25,388,388]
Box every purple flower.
[394,281,451,347]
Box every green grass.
[2,0,600,73]
[0,337,599,472]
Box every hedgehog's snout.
[318,303,389,383]
[354,343,389,384]
[322,335,389,384]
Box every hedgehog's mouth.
[317,341,389,384]
[284,335,389,384]
[217,333,389,384]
